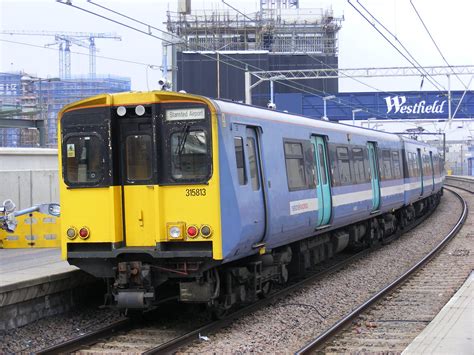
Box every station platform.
[0,248,73,287]
[403,271,474,355]
[0,248,94,330]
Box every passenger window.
[352,147,366,184]
[392,151,401,179]
[308,144,318,187]
[170,130,209,180]
[284,142,306,190]
[336,146,352,185]
[65,135,103,184]
[234,137,247,185]
[247,137,260,191]
[382,150,393,180]
[126,135,152,181]
[318,145,327,185]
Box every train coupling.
[114,261,155,309]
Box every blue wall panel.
[275,91,474,121]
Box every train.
[58,91,444,313]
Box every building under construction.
[0,72,130,147]
[166,0,342,106]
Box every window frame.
[62,132,107,187]
[234,136,247,185]
[124,133,153,182]
[351,147,368,184]
[158,102,213,185]
[283,139,316,191]
[336,145,352,186]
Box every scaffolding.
[166,6,342,55]
[0,72,130,147]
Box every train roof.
[212,99,402,142]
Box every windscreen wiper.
[175,123,190,156]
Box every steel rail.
[445,176,474,194]
[143,197,440,354]
[295,187,468,354]
[35,191,448,354]
[36,318,132,355]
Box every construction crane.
[1,30,121,79]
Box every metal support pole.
[38,79,45,147]
[245,71,251,105]
[323,99,327,120]
[448,74,452,124]
[171,43,177,92]
[217,52,220,99]
[270,80,274,104]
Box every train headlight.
[117,106,126,117]
[66,227,77,240]
[135,105,145,116]
[167,222,185,240]
[79,227,90,240]
[200,225,212,238]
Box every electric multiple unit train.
[59,91,444,312]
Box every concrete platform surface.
[0,248,77,289]
[403,271,474,355]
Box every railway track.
[37,192,447,354]
[445,175,474,194]
[295,187,469,354]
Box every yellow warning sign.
[67,144,75,158]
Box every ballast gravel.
[0,192,462,354]
[180,192,462,353]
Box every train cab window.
[247,137,260,191]
[352,147,366,184]
[336,146,352,185]
[64,135,103,184]
[170,130,209,180]
[382,150,393,180]
[284,142,306,190]
[234,137,247,185]
[392,151,402,179]
[125,135,152,181]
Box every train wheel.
[258,281,273,299]
[210,305,229,320]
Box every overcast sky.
[1,0,473,93]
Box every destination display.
[165,107,206,121]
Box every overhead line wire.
[409,0,467,89]
[219,0,401,97]
[0,38,159,68]
[355,0,446,91]
[85,0,397,117]
[59,0,393,119]
[348,0,445,91]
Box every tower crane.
[1,30,121,79]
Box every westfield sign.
[384,95,446,115]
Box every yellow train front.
[59,92,224,309]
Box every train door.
[311,135,332,226]
[417,148,424,196]
[118,117,157,247]
[232,125,266,247]
[367,142,381,211]
[429,151,435,191]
